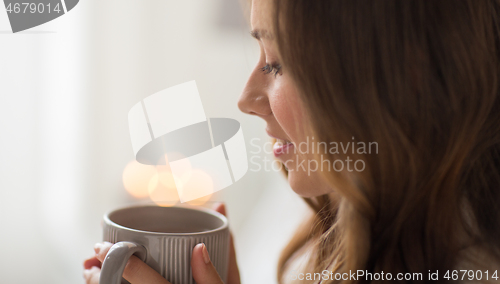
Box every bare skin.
[238,0,332,197]
[82,203,241,284]
[83,0,333,282]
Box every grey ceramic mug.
[100,205,230,284]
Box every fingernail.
[94,243,102,254]
[201,243,210,264]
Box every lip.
[265,129,290,141]
[266,129,294,157]
[273,141,294,157]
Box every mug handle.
[99,241,148,284]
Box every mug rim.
[103,204,228,236]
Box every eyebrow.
[250,29,274,40]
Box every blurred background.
[0,1,309,283]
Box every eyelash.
[260,63,282,77]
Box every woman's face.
[238,0,332,197]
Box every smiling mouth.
[266,129,292,144]
[275,138,292,145]
[273,138,294,157]
[266,130,294,156]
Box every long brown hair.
[272,1,500,283]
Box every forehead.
[250,0,274,35]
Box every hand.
[83,203,241,284]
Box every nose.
[238,67,272,117]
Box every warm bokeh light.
[124,153,214,206]
[186,194,213,206]
[123,161,157,198]
[165,153,193,185]
[180,169,214,205]
[148,166,180,207]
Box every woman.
[84,0,500,283]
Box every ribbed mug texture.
[103,206,230,284]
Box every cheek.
[269,79,304,140]
[270,78,333,196]
[288,168,332,197]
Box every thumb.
[191,243,223,284]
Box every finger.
[123,255,171,284]
[83,255,101,270]
[94,242,114,262]
[191,243,223,284]
[213,202,227,216]
[94,242,171,284]
[212,203,241,284]
[83,266,101,284]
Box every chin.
[287,169,331,197]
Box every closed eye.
[260,63,282,78]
